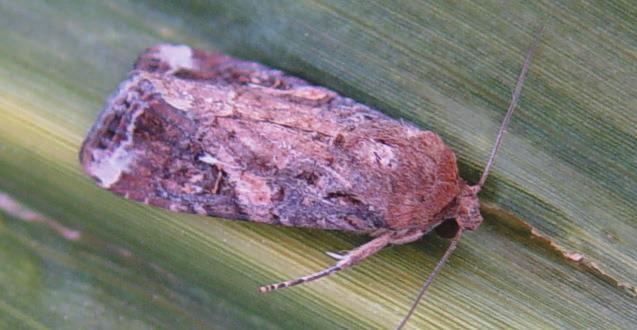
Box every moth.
[80,30,542,328]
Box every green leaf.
[0,0,635,329]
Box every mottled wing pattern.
[80,44,460,232]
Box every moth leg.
[325,251,346,260]
[388,229,425,245]
[325,248,356,260]
[259,232,393,293]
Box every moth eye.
[434,218,460,239]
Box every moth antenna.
[477,26,544,188]
[396,230,463,330]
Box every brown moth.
[80,30,542,328]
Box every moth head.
[434,184,482,238]
[456,186,482,230]
[455,184,483,231]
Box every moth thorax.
[455,185,483,231]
